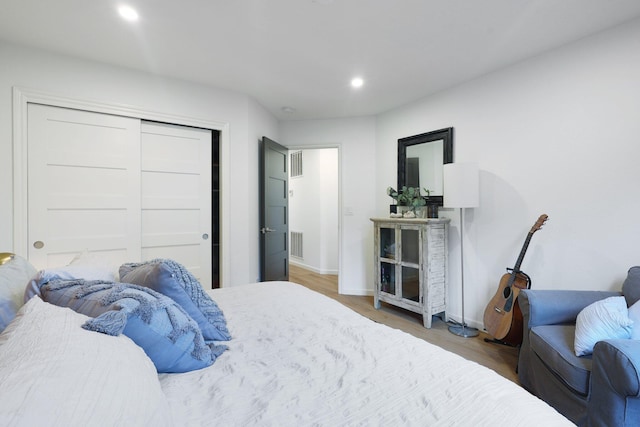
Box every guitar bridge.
[493,307,503,314]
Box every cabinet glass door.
[380,262,395,294]
[401,228,420,303]
[401,229,419,265]
[401,266,420,302]
[379,227,395,260]
[379,226,396,295]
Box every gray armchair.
[517,267,640,427]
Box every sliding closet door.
[27,104,141,268]
[26,106,213,284]
[140,121,212,285]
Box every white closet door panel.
[44,166,129,209]
[30,107,135,170]
[47,210,130,250]
[142,210,201,232]
[45,151,128,170]
[142,135,200,174]
[142,210,200,246]
[28,104,141,269]
[141,172,200,209]
[142,233,201,248]
[140,121,212,285]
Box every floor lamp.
[444,163,479,338]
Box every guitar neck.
[512,232,534,272]
[506,214,547,285]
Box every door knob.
[33,241,44,249]
[260,227,276,234]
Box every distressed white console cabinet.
[370,217,449,328]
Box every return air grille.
[290,151,303,177]
[291,231,303,258]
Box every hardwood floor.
[289,264,520,384]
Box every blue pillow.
[120,259,231,341]
[39,279,227,373]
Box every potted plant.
[387,186,430,217]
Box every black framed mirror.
[397,127,453,206]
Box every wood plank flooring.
[289,264,520,384]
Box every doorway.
[287,147,340,291]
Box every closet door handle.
[260,227,276,234]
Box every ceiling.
[2,1,640,121]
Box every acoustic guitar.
[483,214,548,345]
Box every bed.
[0,254,573,426]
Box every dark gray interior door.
[259,137,289,281]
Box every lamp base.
[448,324,479,338]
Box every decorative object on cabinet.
[443,163,480,338]
[371,217,450,328]
[387,186,438,218]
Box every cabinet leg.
[422,312,432,328]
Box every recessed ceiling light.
[118,5,139,22]
[351,77,364,88]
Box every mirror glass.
[397,128,453,206]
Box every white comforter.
[159,282,572,426]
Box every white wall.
[376,18,640,328]
[317,149,339,273]
[289,148,338,274]
[0,41,278,287]
[280,117,377,295]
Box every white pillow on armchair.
[574,296,632,356]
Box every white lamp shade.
[443,163,479,208]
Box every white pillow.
[0,297,172,426]
[574,296,633,356]
[629,299,640,340]
[69,249,120,280]
[23,251,117,302]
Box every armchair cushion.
[530,324,592,395]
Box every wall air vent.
[290,151,303,178]
[291,231,303,258]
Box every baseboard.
[340,288,373,297]
[289,259,338,276]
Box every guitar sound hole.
[503,287,512,299]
